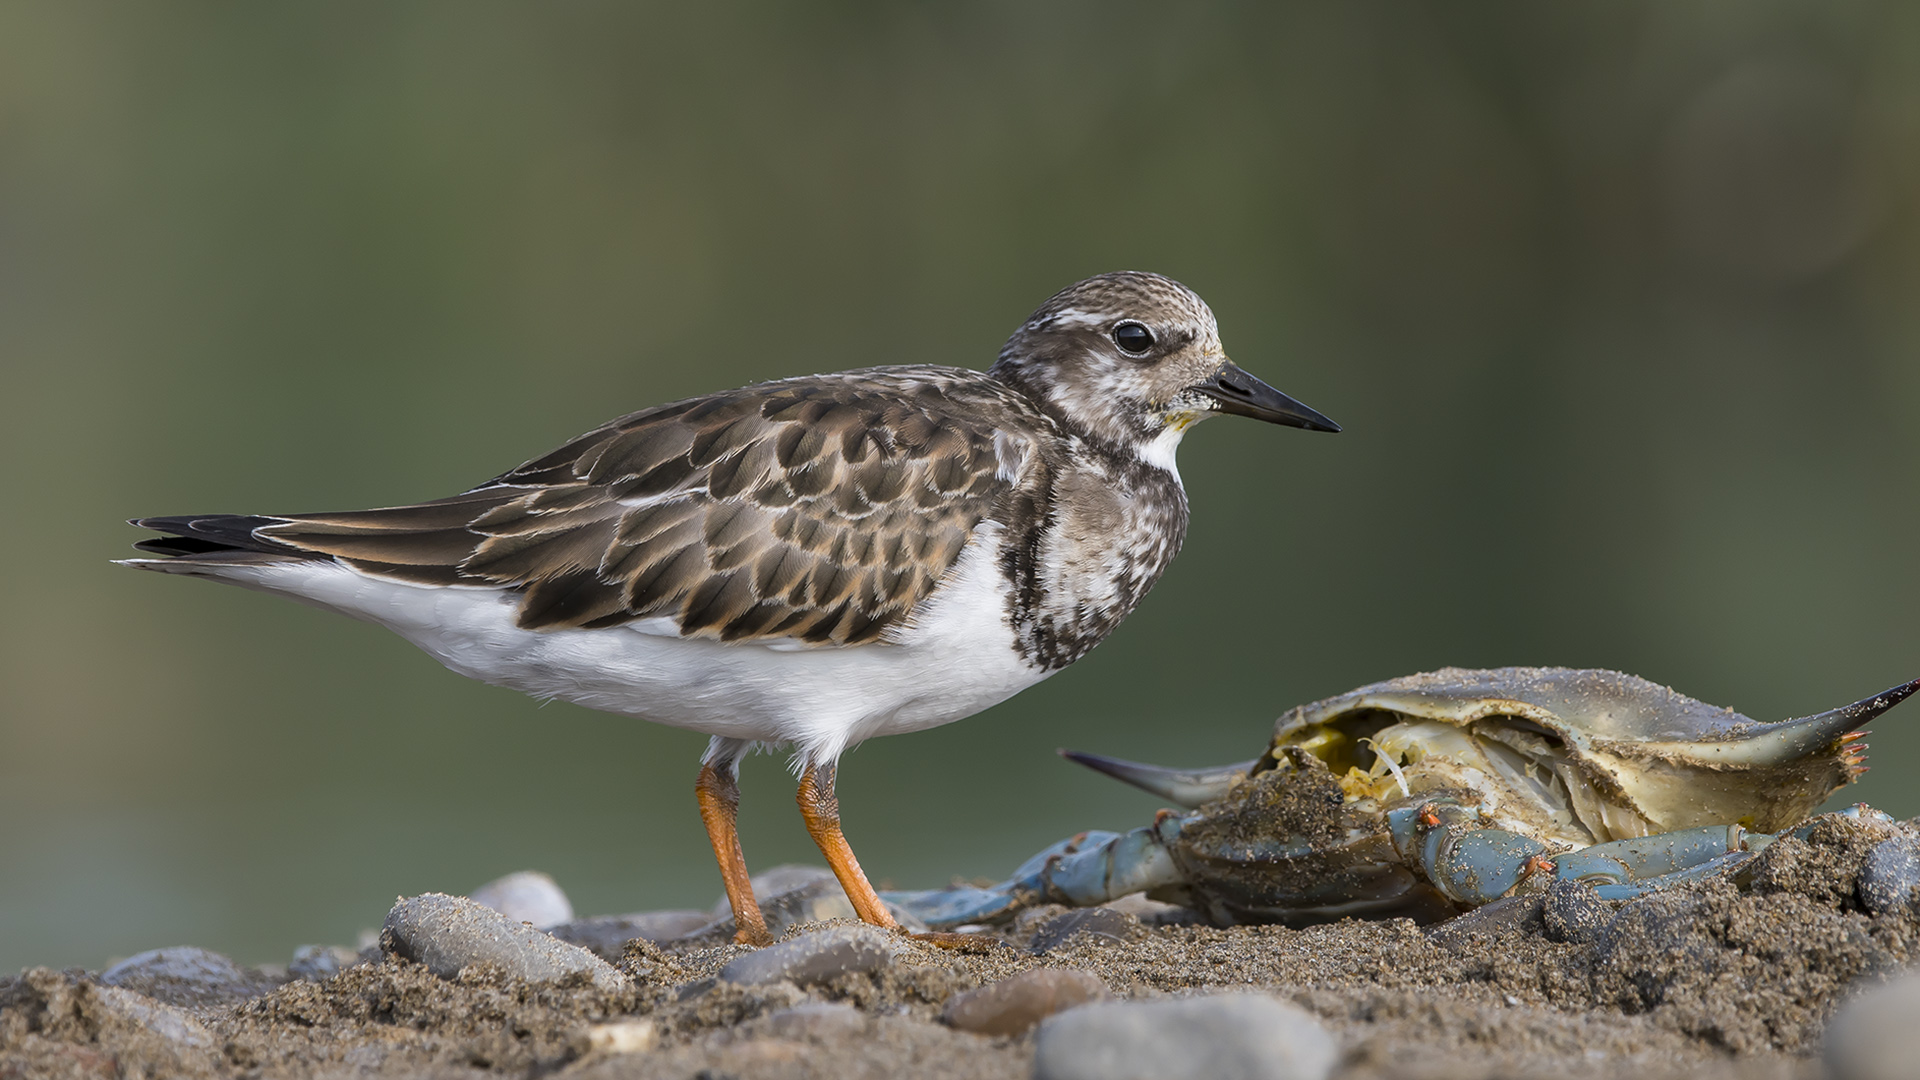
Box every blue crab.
[886,667,1918,928]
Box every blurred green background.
[4,2,1919,972]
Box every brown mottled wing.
[253,372,1029,645]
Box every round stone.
[944,968,1109,1036]
[1826,970,1920,1080]
[1858,836,1920,916]
[1034,993,1337,1080]
[468,870,574,928]
[382,893,625,989]
[717,925,898,987]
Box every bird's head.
[989,271,1338,474]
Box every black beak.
[1193,361,1341,432]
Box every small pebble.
[100,946,278,1007]
[382,893,625,989]
[548,911,713,959]
[760,880,859,926]
[581,1018,657,1055]
[1098,894,1204,926]
[289,944,364,982]
[1825,970,1920,1080]
[92,985,216,1048]
[469,870,575,928]
[944,968,1108,1036]
[1427,895,1543,949]
[1012,905,1071,937]
[763,1002,870,1040]
[711,864,843,919]
[717,925,897,986]
[703,1039,810,1070]
[1541,880,1609,943]
[1034,993,1338,1080]
[1858,836,1920,916]
[1028,908,1139,953]
[102,946,243,988]
[696,879,927,943]
[716,864,932,931]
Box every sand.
[4,810,1915,1079]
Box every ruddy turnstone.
[122,271,1338,945]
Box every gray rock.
[469,870,575,928]
[101,945,243,987]
[1099,894,1205,927]
[1427,895,1544,949]
[693,878,927,944]
[579,1018,659,1055]
[1859,836,1920,916]
[1034,993,1339,1080]
[549,910,714,958]
[711,864,843,919]
[1542,880,1610,943]
[341,1045,390,1071]
[92,984,215,1048]
[1012,905,1072,937]
[718,925,899,986]
[1029,907,1140,953]
[675,976,717,1001]
[100,946,282,1007]
[763,1002,871,1040]
[289,944,366,982]
[1826,969,1920,1080]
[944,968,1109,1036]
[382,892,626,989]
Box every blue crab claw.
[1058,749,1256,809]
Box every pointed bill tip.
[1194,362,1341,433]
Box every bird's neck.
[989,362,1183,482]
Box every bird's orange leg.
[796,762,899,929]
[696,762,773,946]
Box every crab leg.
[1550,826,1748,886]
[882,813,1191,929]
[1569,804,1901,901]
[1388,798,1761,905]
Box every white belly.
[155,524,1050,767]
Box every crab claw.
[1058,749,1255,809]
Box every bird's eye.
[1112,321,1155,356]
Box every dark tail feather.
[128,515,296,557]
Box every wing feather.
[238,371,1038,646]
